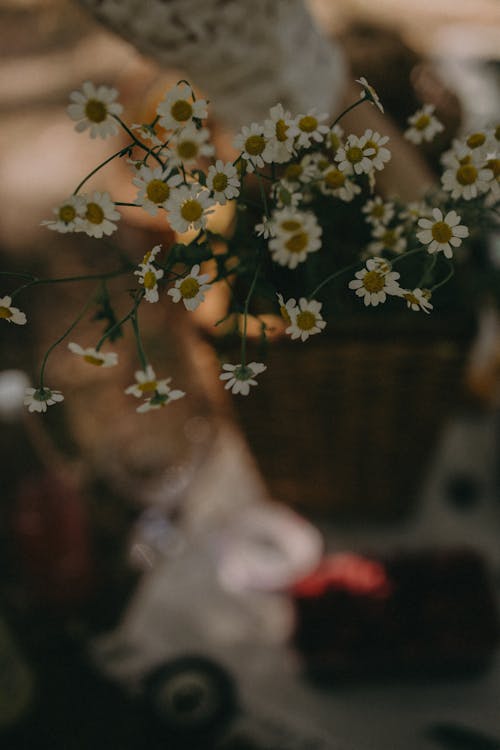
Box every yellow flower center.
[414,114,431,130]
[146,179,170,204]
[298,116,318,133]
[371,204,385,218]
[404,292,419,306]
[346,146,363,164]
[364,139,379,157]
[431,221,453,244]
[170,99,193,122]
[487,158,500,178]
[58,204,76,223]
[318,159,329,171]
[0,306,13,319]
[466,132,485,149]
[138,380,157,393]
[85,99,107,123]
[143,270,157,289]
[456,164,478,186]
[296,310,316,330]
[212,173,228,192]
[180,200,203,223]
[245,134,266,156]
[179,277,200,299]
[177,140,198,160]
[86,202,105,224]
[285,232,308,253]
[280,220,302,232]
[83,354,104,366]
[324,168,345,188]
[363,270,385,293]
[285,164,302,181]
[275,119,289,142]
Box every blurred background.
[1,1,500,748]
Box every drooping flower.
[276,293,297,325]
[0,296,27,325]
[206,160,240,204]
[68,342,118,367]
[156,83,207,131]
[67,81,123,139]
[286,298,326,342]
[136,378,185,413]
[348,259,401,307]
[219,362,267,396]
[75,191,120,238]
[133,166,183,216]
[125,365,161,398]
[356,77,384,113]
[41,194,86,233]
[416,208,469,259]
[166,184,215,234]
[404,104,444,145]
[24,386,64,413]
[401,288,433,313]
[167,264,211,311]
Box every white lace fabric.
[77,0,347,126]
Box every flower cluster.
[3,78,499,412]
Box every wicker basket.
[225,315,475,522]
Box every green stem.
[95,292,143,351]
[391,246,427,265]
[309,260,359,299]
[256,173,269,218]
[431,261,455,291]
[331,97,367,128]
[131,305,149,370]
[241,263,261,366]
[113,116,165,168]
[10,266,132,301]
[73,146,131,195]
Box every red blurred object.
[292,553,392,599]
[11,472,94,611]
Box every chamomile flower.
[169,123,214,167]
[130,123,162,148]
[233,123,269,172]
[320,165,361,202]
[286,298,326,341]
[361,130,391,171]
[398,201,431,224]
[295,109,330,148]
[136,379,186,413]
[67,81,123,139]
[255,216,275,239]
[219,362,267,396]
[166,184,215,234]
[41,194,86,233]
[0,296,27,325]
[404,104,444,145]
[140,244,162,266]
[135,262,164,303]
[206,160,240,204]
[335,134,375,176]
[441,155,493,201]
[262,104,299,163]
[269,210,322,269]
[271,180,304,208]
[68,342,118,367]
[356,77,384,113]
[401,288,433,313]
[125,365,161,398]
[133,166,183,216]
[276,293,297,325]
[362,196,395,226]
[368,224,407,256]
[156,83,207,131]
[325,124,344,154]
[24,386,64,413]
[167,264,211,311]
[417,208,469,259]
[76,191,120,238]
[348,259,401,307]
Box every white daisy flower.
[320,165,361,202]
[361,129,391,171]
[368,224,407,256]
[295,109,330,149]
[362,196,395,226]
[156,83,207,131]
[335,134,375,176]
[169,123,214,167]
[348,259,401,307]
[139,244,162,266]
[276,293,297,325]
[136,378,186,413]
[262,103,299,163]
[0,296,27,325]
[286,298,326,342]
[233,123,269,172]
[67,81,123,139]
[41,194,86,234]
[219,361,267,396]
[167,264,211,311]
[24,386,64,413]
[326,124,344,154]
[441,155,493,201]
[463,129,496,161]
[133,166,183,216]
[417,208,469,259]
[401,288,433,313]
[271,180,304,209]
[75,191,120,238]
[404,104,444,145]
[255,216,275,239]
[166,184,215,234]
[398,201,431,223]
[206,160,240,205]
[356,77,384,113]
[125,365,161,398]
[68,342,118,367]
[269,210,322,269]
[282,156,318,187]
[135,262,164,303]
